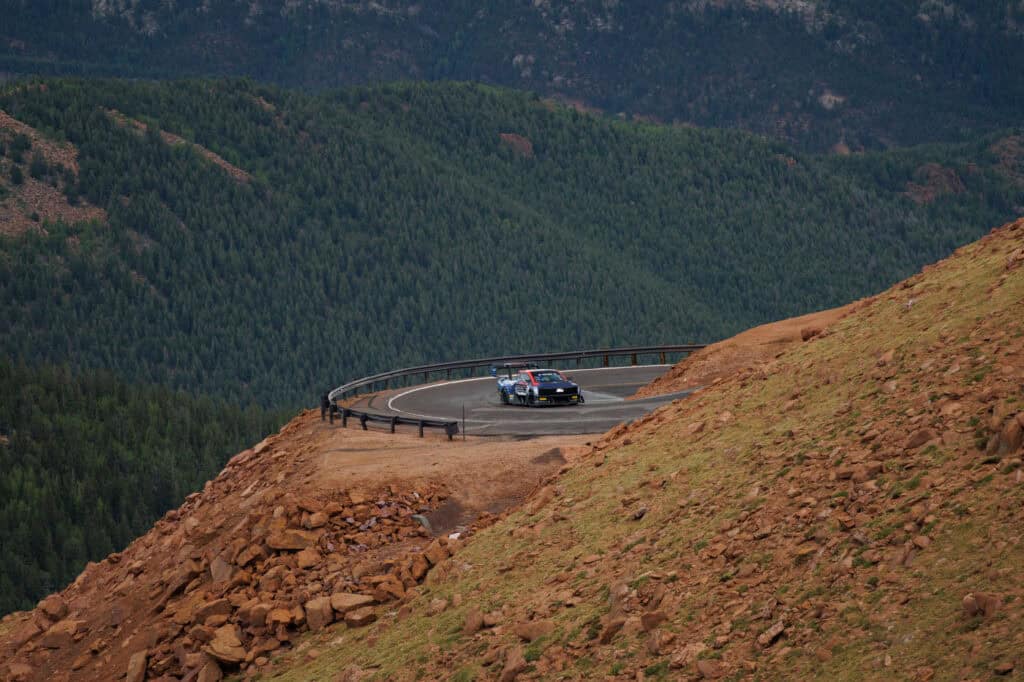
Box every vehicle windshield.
[533,371,566,383]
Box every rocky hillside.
[264,218,1018,680]
[0,415,581,681]
[4,2,1024,150]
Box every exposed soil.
[104,109,252,184]
[905,162,967,204]
[632,301,859,398]
[0,110,107,237]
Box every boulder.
[670,642,709,669]
[962,592,1002,618]
[296,547,320,569]
[209,556,234,584]
[696,659,725,679]
[463,609,484,635]
[330,592,375,615]
[239,602,273,628]
[500,646,528,682]
[234,545,265,567]
[6,663,34,682]
[126,650,148,682]
[37,594,68,621]
[757,620,786,648]
[203,625,247,666]
[424,539,449,567]
[513,619,553,642]
[598,616,627,644]
[197,660,224,682]
[409,554,430,581]
[641,611,667,632]
[9,619,43,648]
[428,598,448,616]
[647,629,676,655]
[265,608,293,628]
[305,597,334,631]
[373,578,405,602]
[998,416,1023,455]
[904,429,937,450]
[193,598,232,624]
[303,512,329,529]
[40,619,86,649]
[800,327,821,341]
[344,606,377,628]
[266,529,321,551]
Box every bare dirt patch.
[498,132,534,158]
[104,109,252,183]
[313,426,588,523]
[990,135,1024,186]
[0,110,81,173]
[0,110,107,236]
[905,162,966,204]
[0,174,105,237]
[633,302,859,398]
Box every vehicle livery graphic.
[491,363,583,406]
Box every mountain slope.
[3,2,1024,150]
[265,218,1022,680]
[2,79,1022,408]
[2,218,1019,682]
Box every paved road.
[351,366,692,436]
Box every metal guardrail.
[328,406,459,440]
[328,345,706,402]
[325,344,706,439]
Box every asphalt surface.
[351,366,693,436]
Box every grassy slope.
[269,219,1024,680]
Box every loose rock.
[126,650,148,682]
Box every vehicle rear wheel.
[500,391,509,405]
[527,393,536,407]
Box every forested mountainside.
[0,360,286,615]
[3,1,1024,150]
[2,79,1023,408]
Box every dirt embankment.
[633,302,859,399]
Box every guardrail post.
[603,354,609,367]
[660,352,666,364]
[360,414,369,431]
[418,420,424,438]
[328,403,335,424]
[445,423,458,441]
[447,369,451,379]
[390,416,398,434]
[423,371,429,384]
[631,353,637,366]
[342,408,350,428]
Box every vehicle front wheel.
[500,391,509,405]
